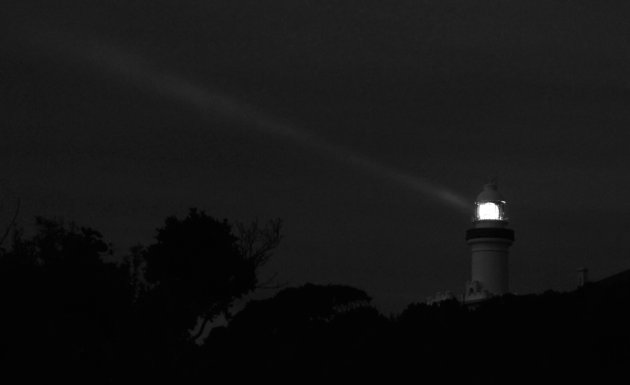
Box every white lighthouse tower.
[464,181,515,303]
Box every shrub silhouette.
[0,217,133,382]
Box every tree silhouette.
[137,208,282,344]
[0,210,283,381]
[0,217,133,383]
[202,283,387,381]
[228,283,373,332]
[4,209,630,383]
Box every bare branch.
[192,317,211,341]
[236,218,283,269]
[0,198,20,247]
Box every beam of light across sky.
[28,28,470,213]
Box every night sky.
[3,1,630,313]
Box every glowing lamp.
[473,181,507,222]
[476,202,502,220]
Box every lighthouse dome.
[476,182,505,203]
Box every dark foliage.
[1,211,630,383]
[201,283,389,382]
[0,217,133,382]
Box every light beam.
[27,28,469,213]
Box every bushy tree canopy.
[138,208,282,341]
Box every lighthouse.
[464,181,515,303]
